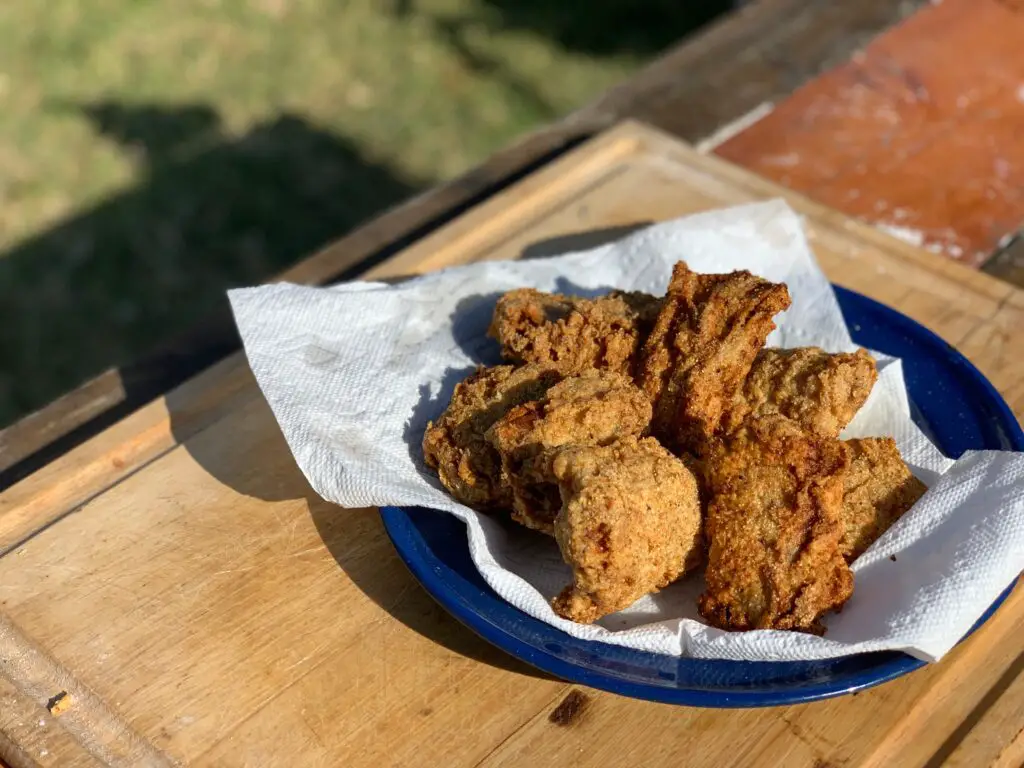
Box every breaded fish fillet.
[639,263,791,452]
[488,288,660,376]
[725,347,878,438]
[486,371,652,533]
[699,415,853,634]
[840,437,927,560]
[550,437,703,623]
[422,364,561,510]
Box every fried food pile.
[423,262,927,633]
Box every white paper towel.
[229,200,1024,662]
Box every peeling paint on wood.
[715,0,1024,267]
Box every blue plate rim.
[379,285,1024,707]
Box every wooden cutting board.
[1,121,1022,768]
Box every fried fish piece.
[488,288,660,376]
[422,364,562,510]
[840,437,927,561]
[725,347,878,438]
[486,371,652,533]
[639,263,791,452]
[699,415,853,634]
[549,437,703,623]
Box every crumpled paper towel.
[229,199,1024,662]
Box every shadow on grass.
[0,102,423,428]
[400,0,736,61]
[1,1,741,430]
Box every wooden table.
[1,121,1022,768]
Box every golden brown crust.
[486,371,652,533]
[616,290,663,327]
[725,347,879,438]
[426,270,908,633]
[639,263,791,452]
[840,437,927,561]
[550,437,703,623]
[488,288,659,377]
[699,415,853,634]
[421,364,562,510]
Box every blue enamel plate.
[380,286,1023,707]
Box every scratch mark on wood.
[282,640,330,673]
[548,690,589,727]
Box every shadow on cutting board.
[309,502,556,680]
[163,225,672,679]
[519,222,653,260]
[170,391,553,680]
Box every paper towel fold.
[229,200,1024,662]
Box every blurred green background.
[0,0,731,427]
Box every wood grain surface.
[0,122,1021,768]
[0,0,929,489]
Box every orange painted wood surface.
[715,0,1024,267]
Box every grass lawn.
[0,0,729,427]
